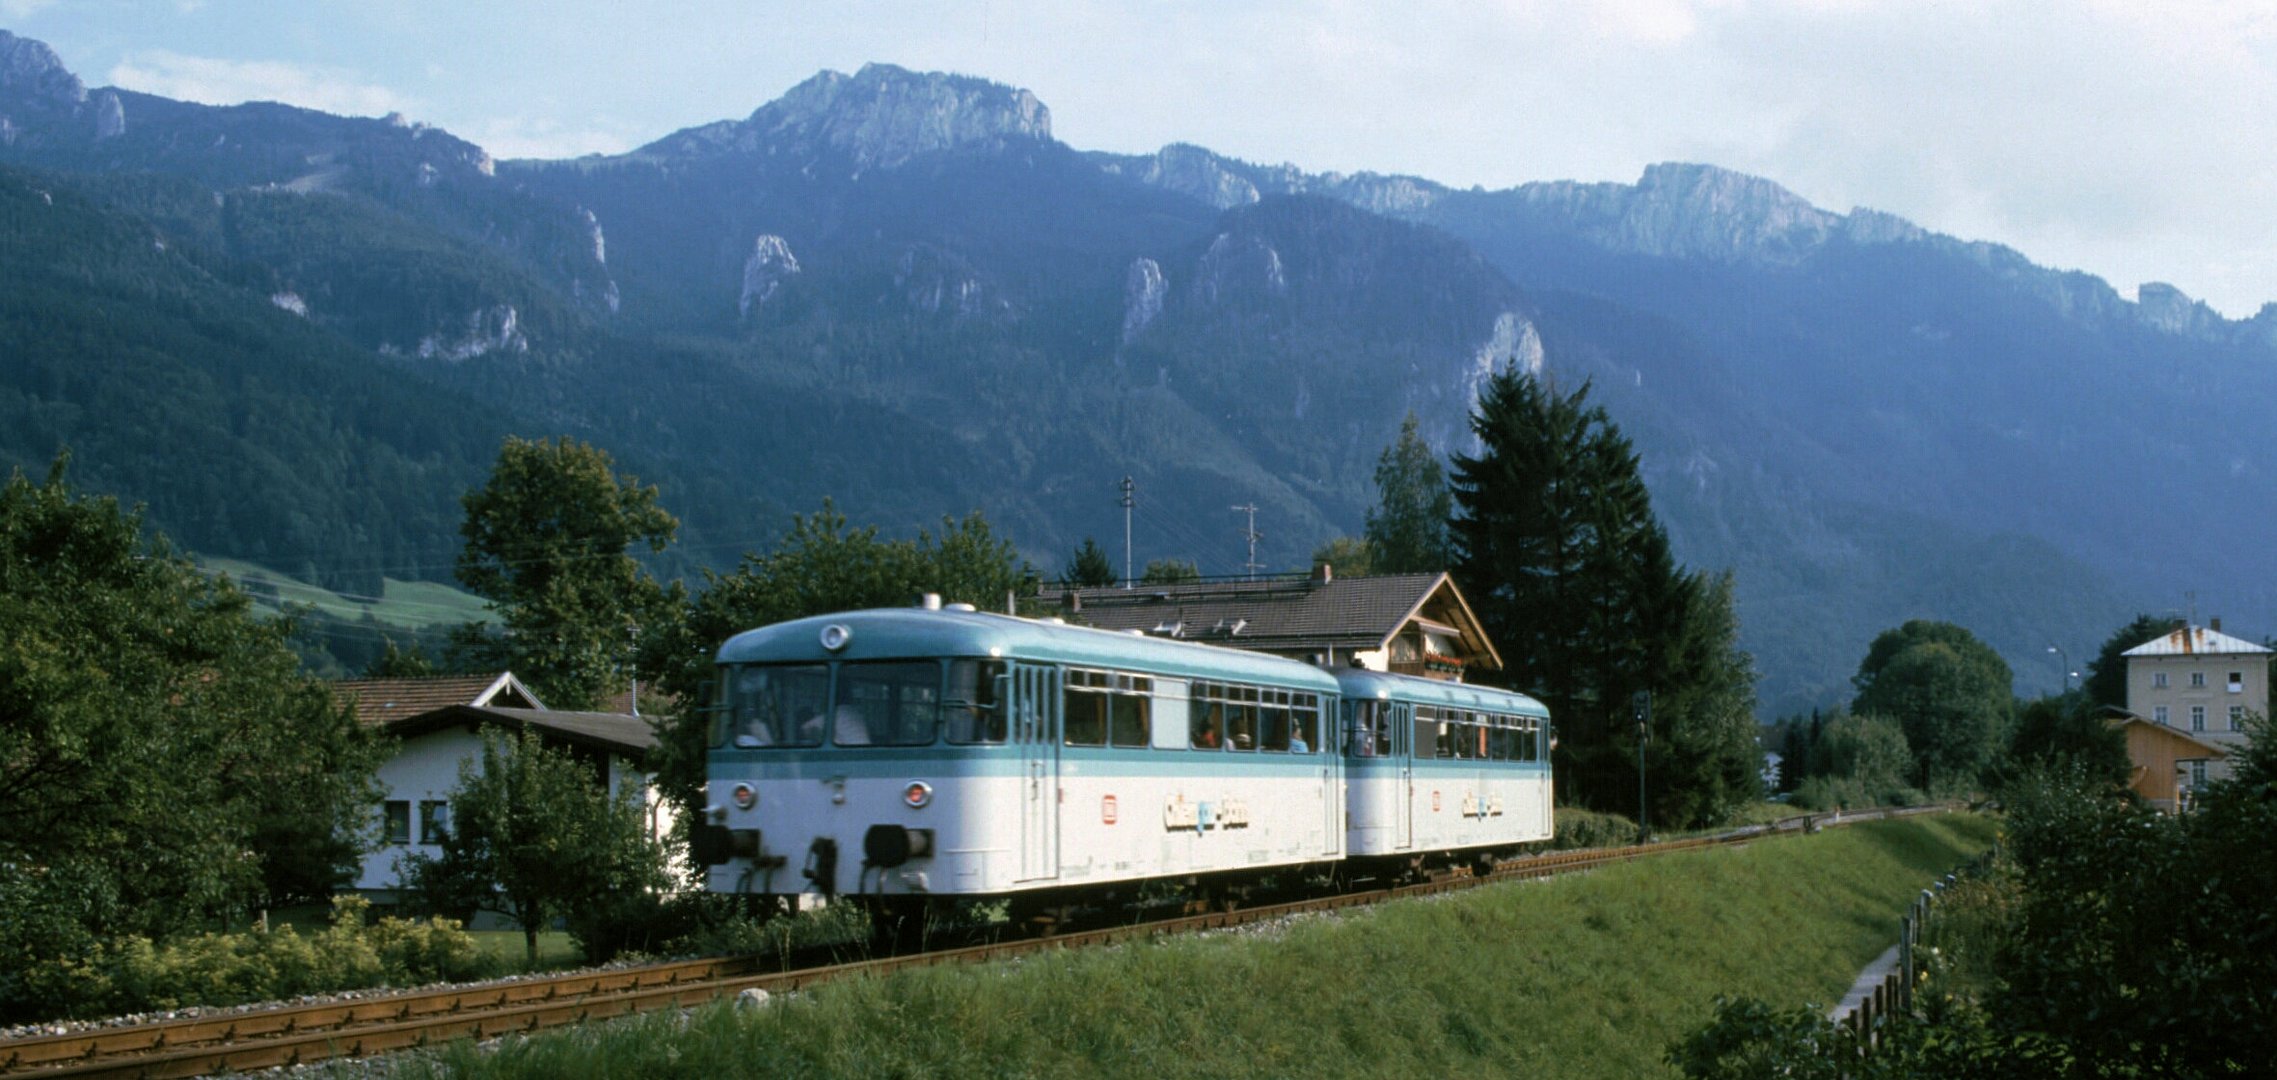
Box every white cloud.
[454,116,637,161]
[107,50,409,119]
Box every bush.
[0,896,498,1022]
[1553,808,1640,849]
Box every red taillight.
[732,783,758,810]
[902,781,933,808]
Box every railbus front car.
[693,604,1346,922]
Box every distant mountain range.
[5,30,2263,715]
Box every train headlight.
[732,783,758,811]
[819,623,852,651]
[902,780,933,809]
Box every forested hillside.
[6,34,2266,713]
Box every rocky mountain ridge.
[3,34,2257,712]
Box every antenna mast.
[1232,503,1262,580]
[1121,476,1136,589]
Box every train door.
[1010,662,1061,883]
[1319,698,1344,858]
[1392,701,1415,850]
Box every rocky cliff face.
[639,63,1051,168]
[0,30,85,109]
[739,234,801,315]
[1121,257,1167,343]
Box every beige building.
[2123,622,2269,793]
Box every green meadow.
[401,813,1994,1079]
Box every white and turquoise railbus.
[692,601,1346,917]
[692,600,1554,919]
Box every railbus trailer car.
[1336,669,1554,878]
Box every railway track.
[0,804,1951,1079]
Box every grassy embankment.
[400,813,1995,1080]
[196,554,487,629]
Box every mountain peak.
[0,30,87,111]
[640,63,1051,167]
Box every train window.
[1261,705,1291,751]
[1110,692,1151,747]
[837,661,941,746]
[726,663,831,748]
[1225,702,1258,751]
[1064,685,1108,746]
[1191,699,1226,749]
[945,659,1007,744]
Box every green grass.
[402,813,1996,1079]
[468,930,584,971]
[197,554,489,629]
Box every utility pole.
[1121,476,1136,588]
[1232,503,1262,580]
[1633,689,1651,845]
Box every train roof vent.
[946,602,978,613]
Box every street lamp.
[2047,643,2071,693]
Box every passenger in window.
[834,704,872,745]
[1193,709,1223,749]
[1289,723,1309,754]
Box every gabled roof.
[386,705,657,758]
[330,672,543,727]
[1042,571,1502,670]
[2122,626,2271,657]
[2105,711,2234,758]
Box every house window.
[2153,672,2169,689]
[2230,672,2245,693]
[383,801,410,845]
[2189,760,2209,787]
[2191,671,2207,688]
[2191,705,2206,732]
[419,800,451,845]
[2230,705,2245,731]
[2154,706,2170,725]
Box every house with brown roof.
[1043,567,1500,680]
[2107,711,2231,812]
[330,673,669,901]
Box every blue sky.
[9,1,2277,317]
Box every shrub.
[1552,808,1640,849]
[0,896,497,1022]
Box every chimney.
[1062,590,1082,613]
[2212,616,2222,634]
[1312,561,1333,585]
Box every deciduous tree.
[0,456,385,988]
[1850,620,2012,789]
[399,731,668,969]
[1310,535,1376,577]
[454,437,679,710]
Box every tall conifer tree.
[1451,369,1755,823]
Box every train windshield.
[723,663,831,748]
[716,659,1006,749]
[835,661,942,746]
